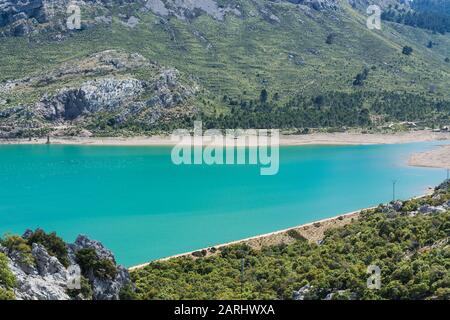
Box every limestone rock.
[293,284,312,300]
[3,232,133,300]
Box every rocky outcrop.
[68,235,132,300]
[143,0,242,21]
[0,0,140,36]
[286,0,339,11]
[33,68,196,122]
[0,0,69,36]
[0,0,341,36]
[292,284,312,300]
[146,68,197,109]
[418,204,447,215]
[1,231,133,300]
[0,0,48,28]
[0,50,199,136]
[37,77,147,121]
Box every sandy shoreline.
[128,209,362,271]
[3,130,449,170]
[1,130,449,147]
[409,145,450,169]
[129,190,435,271]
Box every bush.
[402,46,413,55]
[66,276,93,300]
[287,229,307,241]
[0,252,16,301]
[26,229,70,267]
[94,259,118,280]
[0,253,16,289]
[0,288,15,300]
[131,187,450,300]
[119,284,137,300]
[75,248,117,280]
[192,251,204,258]
[1,235,34,266]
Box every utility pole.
[392,180,397,202]
[447,168,449,180]
[240,258,245,295]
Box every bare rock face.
[71,235,116,263]
[0,0,71,35]
[0,0,130,36]
[146,68,197,108]
[143,0,242,21]
[2,232,133,300]
[418,204,447,215]
[0,0,342,36]
[286,0,339,11]
[292,284,312,300]
[37,77,147,121]
[68,235,133,300]
[0,49,198,136]
[5,242,71,300]
[0,0,48,28]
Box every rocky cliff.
[0,0,342,36]
[0,49,199,137]
[0,229,134,300]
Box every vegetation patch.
[131,184,450,300]
[0,253,16,300]
[26,229,70,267]
[75,248,117,280]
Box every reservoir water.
[0,142,447,266]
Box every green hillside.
[131,180,450,300]
[0,0,449,135]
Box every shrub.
[1,235,34,266]
[402,46,413,55]
[119,284,137,300]
[287,229,307,241]
[94,258,118,280]
[0,288,15,300]
[326,33,336,44]
[0,252,16,301]
[66,276,93,300]
[26,229,70,267]
[0,253,16,290]
[75,248,117,280]
[192,251,204,258]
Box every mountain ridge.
[0,0,449,136]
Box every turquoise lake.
[0,142,448,266]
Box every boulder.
[292,284,311,300]
[37,77,146,121]
[392,201,403,212]
[3,232,133,300]
[7,243,70,300]
[69,235,133,300]
[32,243,66,277]
[71,235,116,263]
[418,205,446,215]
